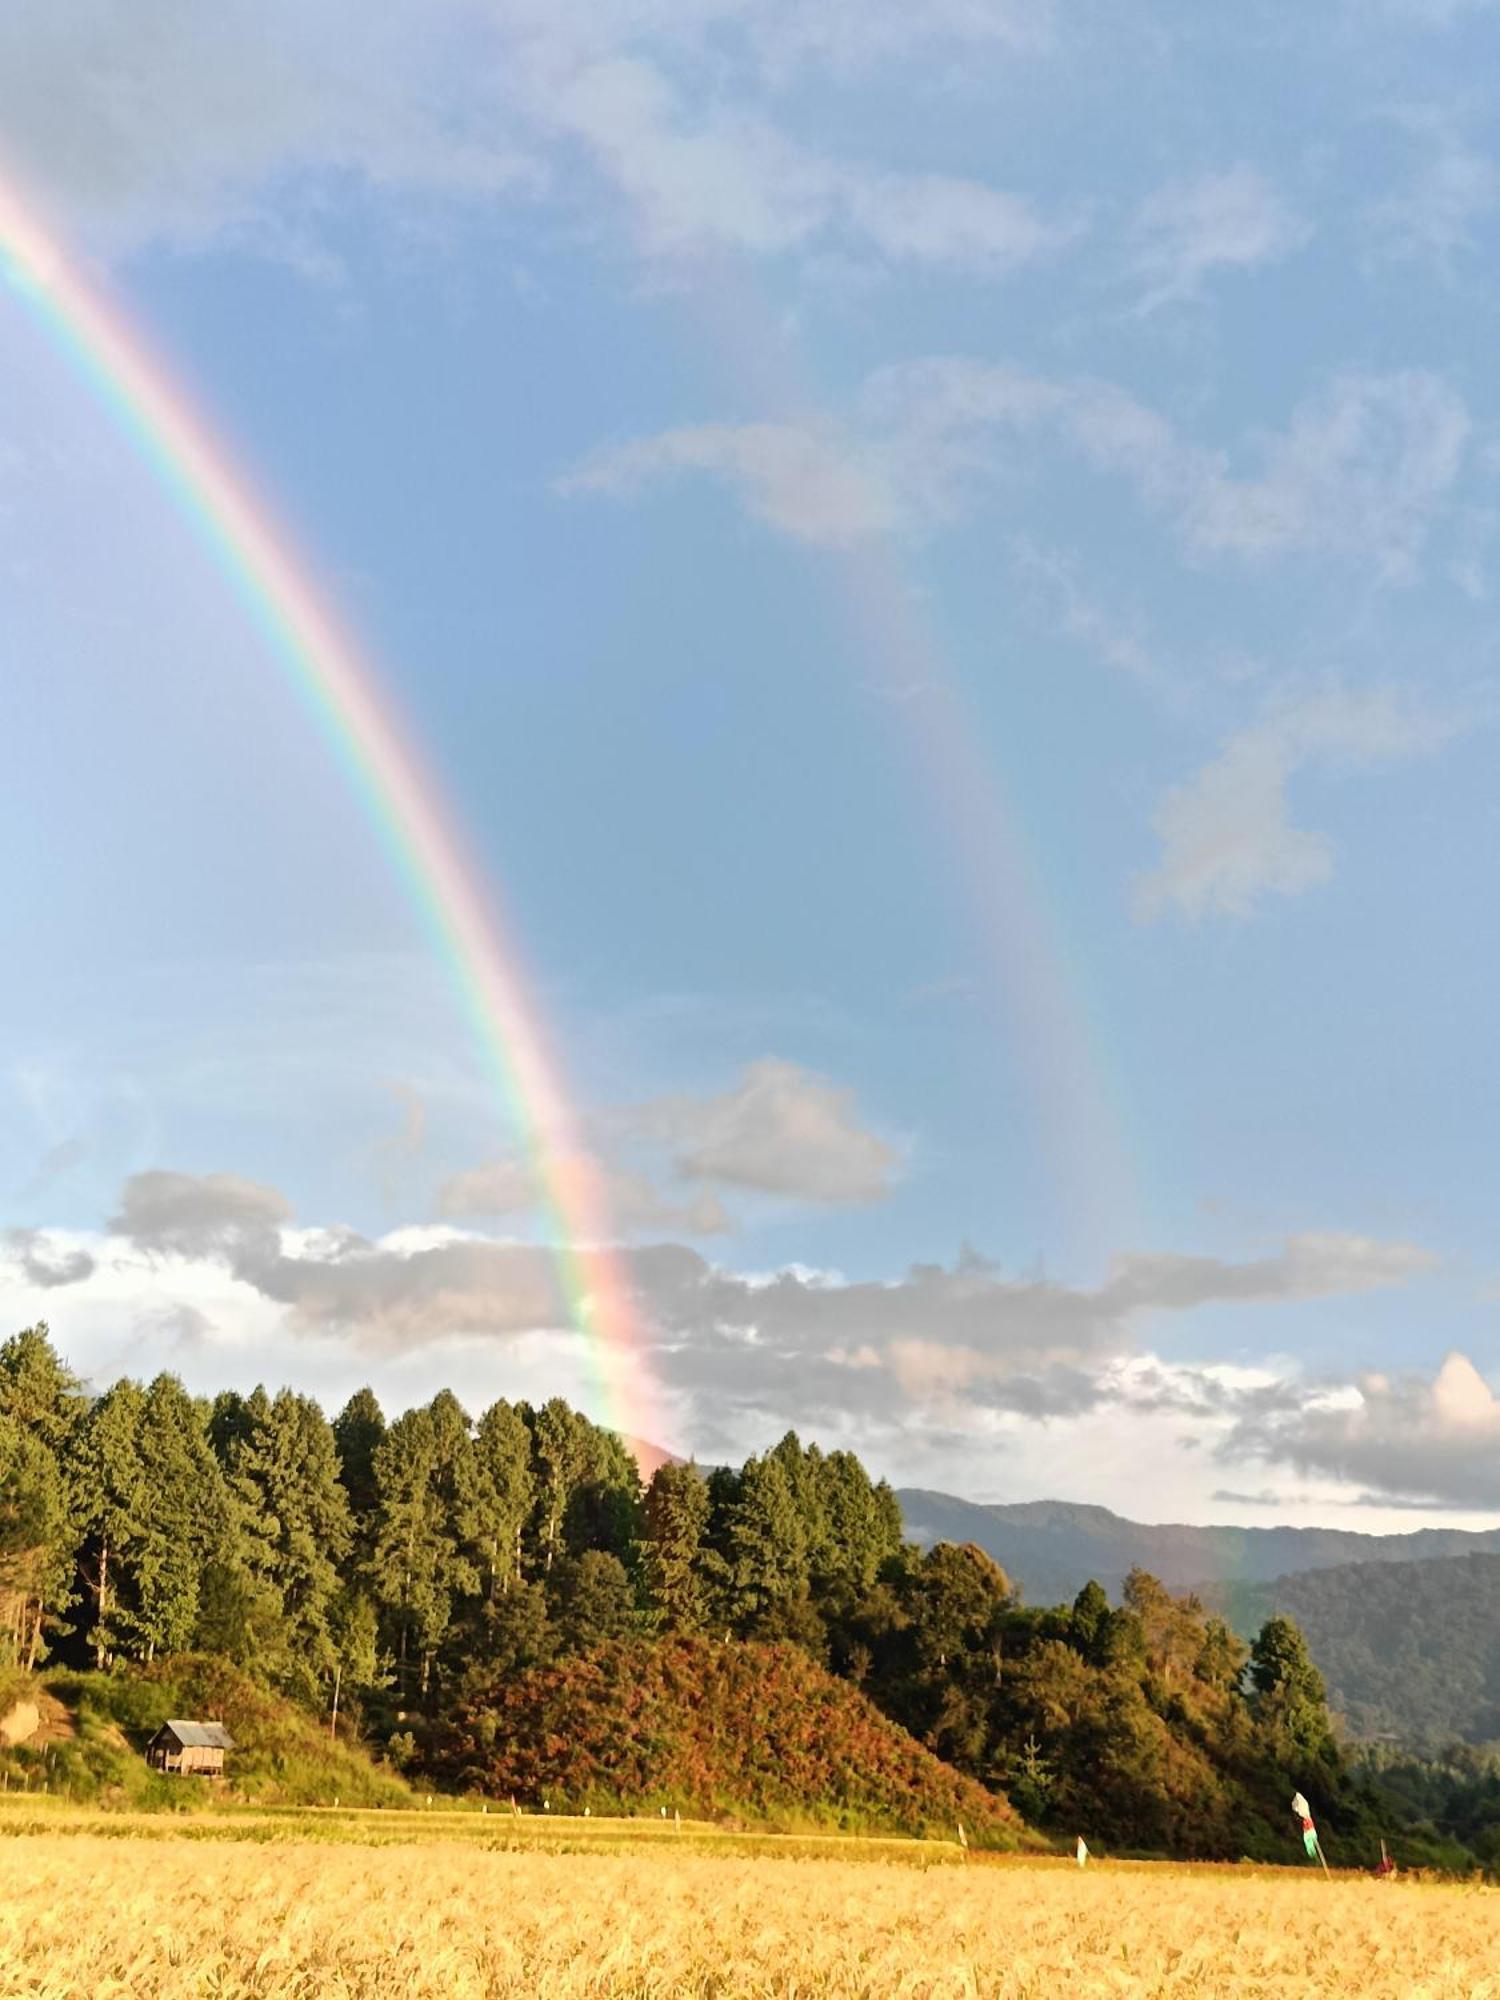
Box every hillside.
[426,1635,1031,1847]
[898,1491,1500,1603]
[2,1655,412,1807]
[1203,1553,1500,1747]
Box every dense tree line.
[1,1323,1397,1857]
[1207,1553,1500,1747]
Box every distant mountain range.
[898,1491,1500,1746]
[897,1491,1500,1604]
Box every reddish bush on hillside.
[427,1636,1027,1845]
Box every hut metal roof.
[158,1719,235,1750]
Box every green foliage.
[643,1461,716,1632]
[17,1655,412,1808]
[332,1388,385,1530]
[1209,1552,1500,1747]
[1250,1614,1339,1770]
[0,1327,86,1670]
[551,1549,637,1652]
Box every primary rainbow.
[0,170,662,1449]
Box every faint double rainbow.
[685,269,1144,1269]
[0,170,662,1447]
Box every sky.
[4,0,1500,1526]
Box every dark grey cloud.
[250,1237,569,1352]
[631,1234,1435,1430]
[1099,1232,1436,1311]
[3,1228,95,1290]
[110,1170,290,1269]
[1219,1351,1500,1507]
[108,1171,568,1351]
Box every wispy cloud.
[568,361,1472,581]
[0,1,538,255]
[1134,683,1471,920]
[1126,165,1311,311]
[541,54,1074,272]
[559,421,899,547]
[1365,110,1500,270]
[1,1,1069,279]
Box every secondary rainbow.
[0,169,662,1447]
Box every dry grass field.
[0,1820,1496,1999]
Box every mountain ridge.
[897,1488,1500,1603]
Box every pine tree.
[0,1413,74,1669]
[470,1399,533,1599]
[255,1390,353,1688]
[1250,1614,1338,1764]
[0,1324,86,1456]
[724,1453,810,1627]
[129,1375,236,1662]
[369,1398,479,1700]
[642,1460,714,1630]
[332,1387,386,1564]
[70,1378,148,1668]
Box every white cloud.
[621,1058,899,1202]
[1134,684,1469,920]
[1127,165,1311,310]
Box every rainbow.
[690,269,1145,1267]
[0,170,662,1448]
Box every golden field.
[0,1822,1496,1998]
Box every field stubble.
[1,1829,1495,1998]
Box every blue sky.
[5,0,1500,1522]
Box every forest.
[0,1322,1492,1863]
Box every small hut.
[145,1719,235,1778]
